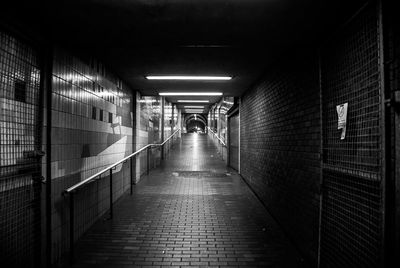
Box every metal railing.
[207,127,226,160]
[63,128,181,263]
[207,127,226,146]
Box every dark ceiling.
[2,0,367,111]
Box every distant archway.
[184,114,207,133]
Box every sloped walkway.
[71,133,303,268]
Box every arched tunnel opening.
[184,114,207,133]
[186,120,205,133]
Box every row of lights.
[145,75,232,114]
[159,92,222,96]
[145,76,232,81]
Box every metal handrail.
[64,128,181,194]
[207,126,226,146]
[64,128,180,264]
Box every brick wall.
[239,54,321,264]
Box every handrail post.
[130,157,133,195]
[147,147,150,175]
[109,169,113,219]
[69,193,74,264]
[161,143,164,160]
[221,142,223,160]
[166,140,169,157]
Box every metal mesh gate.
[320,4,383,267]
[0,31,42,267]
[228,113,239,171]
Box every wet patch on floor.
[171,171,230,178]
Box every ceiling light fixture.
[177,100,209,103]
[184,106,204,108]
[159,92,222,96]
[146,76,232,80]
[185,109,204,112]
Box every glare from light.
[159,92,222,96]
[139,99,156,103]
[185,110,204,113]
[146,76,232,80]
[177,100,209,103]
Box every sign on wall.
[336,103,348,140]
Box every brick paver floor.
[71,133,304,267]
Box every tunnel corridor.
[1,1,400,268]
[69,134,302,267]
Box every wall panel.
[50,48,133,262]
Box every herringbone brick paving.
[70,133,304,267]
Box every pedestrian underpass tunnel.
[184,114,207,133]
[0,1,400,267]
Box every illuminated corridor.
[1,1,400,267]
[70,134,302,267]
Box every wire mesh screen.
[321,6,381,179]
[0,31,42,267]
[66,160,132,252]
[320,4,383,267]
[72,172,112,243]
[320,170,382,267]
[228,114,239,171]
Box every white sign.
[336,103,348,140]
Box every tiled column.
[134,92,141,182]
[161,97,165,159]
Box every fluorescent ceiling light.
[184,106,204,108]
[146,76,232,80]
[185,108,204,110]
[177,100,209,103]
[159,92,222,96]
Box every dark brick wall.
[239,54,320,264]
